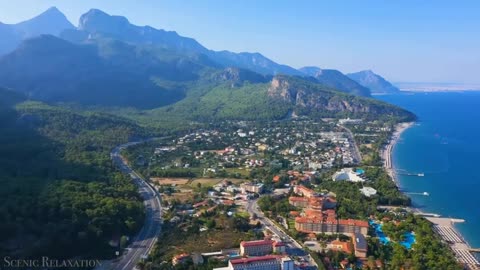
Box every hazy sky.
[0,0,479,83]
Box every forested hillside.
[0,89,150,259]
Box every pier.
[395,169,425,177]
[416,212,440,217]
[405,191,430,196]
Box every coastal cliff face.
[267,76,408,118]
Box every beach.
[383,121,480,269]
[382,122,414,182]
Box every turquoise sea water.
[378,92,480,248]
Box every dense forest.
[0,89,151,259]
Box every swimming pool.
[356,169,365,175]
[369,220,415,249]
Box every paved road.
[246,198,318,269]
[97,141,162,270]
[338,124,362,164]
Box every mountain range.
[0,7,74,55]
[347,70,401,94]
[0,7,409,121]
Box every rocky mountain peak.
[79,9,130,33]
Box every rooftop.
[354,233,367,251]
[240,239,273,247]
[230,255,279,265]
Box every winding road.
[97,140,162,270]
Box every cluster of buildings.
[328,233,367,258]
[289,185,369,236]
[153,121,361,178]
[214,239,292,270]
[214,256,294,270]
[174,239,294,270]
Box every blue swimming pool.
[356,168,365,175]
[369,220,390,244]
[369,220,415,249]
[400,231,415,249]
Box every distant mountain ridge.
[0,7,408,98]
[299,66,371,96]
[0,7,74,55]
[66,8,304,77]
[0,7,413,122]
[347,70,400,94]
[0,7,403,98]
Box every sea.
[377,91,480,249]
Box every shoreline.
[382,121,414,184]
[382,122,480,268]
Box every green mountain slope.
[146,74,414,122]
[0,88,149,259]
[0,35,216,109]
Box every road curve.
[97,140,162,270]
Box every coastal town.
[1,3,478,270]
[122,118,479,270]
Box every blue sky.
[0,0,479,84]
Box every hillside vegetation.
[0,89,150,259]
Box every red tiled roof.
[240,239,273,247]
[230,255,279,265]
[273,241,285,247]
[331,240,352,254]
[289,211,300,217]
[325,209,336,216]
[305,209,323,217]
[221,200,235,206]
[296,217,329,223]
[338,219,369,227]
[193,200,208,208]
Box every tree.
[120,235,129,249]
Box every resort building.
[240,182,264,194]
[332,168,365,182]
[288,196,309,208]
[295,216,368,236]
[289,188,337,210]
[293,185,317,198]
[329,239,352,254]
[353,233,368,258]
[290,184,367,236]
[338,219,369,235]
[214,256,294,270]
[359,187,377,197]
[239,239,286,256]
[240,240,273,256]
[272,241,286,254]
